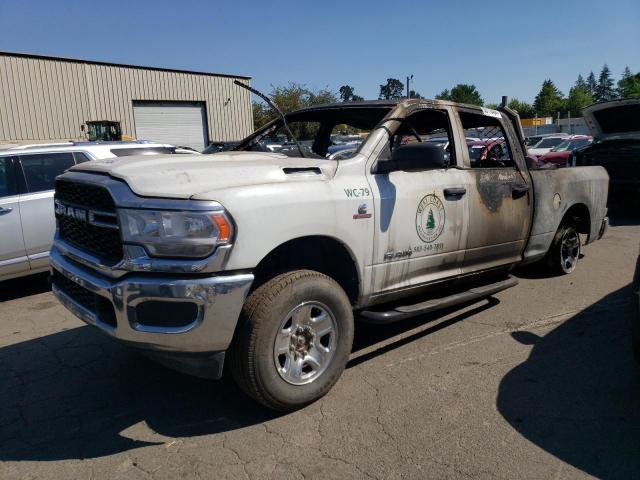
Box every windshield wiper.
[233,80,306,158]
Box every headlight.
[119,209,233,258]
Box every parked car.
[527,134,570,157]
[0,141,197,282]
[525,133,567,147]
[538,135,593,167]
[50,99,608,411]
[202,141,240,154]
[574,99,640,207]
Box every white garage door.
[133,102,208,151]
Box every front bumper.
[50,246,253,377]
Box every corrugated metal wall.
[0,53,253,144]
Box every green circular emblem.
[416,194,445,243]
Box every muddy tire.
[229,270,354,411]
[546,221,581,275]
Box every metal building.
[0,51,254,150]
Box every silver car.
[0,141,197,281]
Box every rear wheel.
[546,221,581,275]
[229,270,354,411]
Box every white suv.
[0,141,198,281]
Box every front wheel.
[229,270,354,411]
[546,221,581,275]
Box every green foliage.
[586,72,597,97]
[251,82,338,131]
[507,98,536,118]
[595,64,616,102]
[533,79,565,117]
[565,85,594,116]
[436,84,484,106]
[378,78,404,100]
[618,67,640,98]
[339,85,364,102]
[409,90,423,99]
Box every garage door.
[133,102,208,151]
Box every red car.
[467,139,510,167]
[538,135,592,167]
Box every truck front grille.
[55,180,123,265]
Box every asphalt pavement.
[1,217,639,479]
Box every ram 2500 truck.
[50,98,609,411]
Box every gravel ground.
[1,218,639,479]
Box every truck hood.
[71,151,338,199]
[583,99,640,141]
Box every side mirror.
[374,143,446,174]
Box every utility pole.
[406,74,413,98]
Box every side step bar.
[360,275,518,324]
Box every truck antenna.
[233,80,306,158]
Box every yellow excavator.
[82,120,135,141]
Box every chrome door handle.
[0,207,13,215]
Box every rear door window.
[0,157,18,198]
[19,153,76,193]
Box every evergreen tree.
[594,64,616,102]
[426,209,435,229]
[533,79,565,117]
[566,85,594,116]
[575,74,587,90]
[586,72,597,97]
[617,67,640,98]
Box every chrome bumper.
[50,246,254,356]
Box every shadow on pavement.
[0,273,50,302]
[1,294,503,462]
[1,325,280,461]
[497,284,640,479]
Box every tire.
[229,270,354,411]
[546,220,581,275]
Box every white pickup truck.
[50,98,609,411]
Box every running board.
[360,275,518,324]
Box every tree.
[507,98,536,118]
[251,82,338,137]
[426,209,435,229]
[436,84,484,106]
[586,72,597,97]
[339,85,354,102]
[575,74,588,90]
[618,67,640,98]
[594,64,616,102]
[379,78,404,100]
[409,90,423,99]
[565,85,594,116]
[533,79,565,117]
[252,102,273,130]
[339,84,364,102]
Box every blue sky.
[1,0,638,104]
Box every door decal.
[416,194,445,243]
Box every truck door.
[368,106,469,299]
[455,108,533,272]
[0,156,28,280]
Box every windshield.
[235,105,392,158]
[551,139,572,152]
[534,137,566,149]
